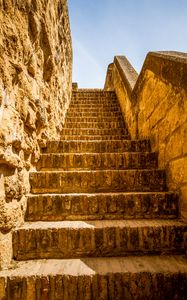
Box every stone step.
[65,116,124,123]
[1,255,187,300]
[37,152,158,171]
[64,121,125,129]
[41,140,151,154]
[26,192,179,221]
[72,90,116,97]
[69,104,120,110]
[61,128,127,136]
[67,107,121,113]
[12,220,187,260]
[59,135,130,141]
[30,169,166,194]
[67,111,122,117]
[71,99,118,105]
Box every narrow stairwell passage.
[0,90,187,299]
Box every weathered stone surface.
[0,0,72,269]
[64,121,124,129]
[30,169,166,194]
[42,139,151,154]
[0,54,187,300]
[65,116,124,123]
[13,220,186,260]
[0,256,187,300]
[67,110,123,118]
[61,127,127,136]
[26,192,178,221]
[106,53,187,218]
[37,152,158,170]
[60,134,130,141]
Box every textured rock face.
[0,0,72,269]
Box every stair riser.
[64,122,125,129]
[13,224,186,260]
[2,272,187,300]
[37,153,158,171]
[30,170,166,194]
[69,103,120,108]
[72,92,116,98]
[68,107,121,113]
[26,193,179,221]
[59,135,129,141]
[71,100,118,104]
[65,117,124,123]
[61,128,127,136]
[67,112,121,117]
[41,140,151,154]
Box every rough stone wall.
[105,52,187,219]
[105,58,138,138]
[135,53,187,219]
[0,0,72,269]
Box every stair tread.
[1,255,187,277]
[31,168,164,174]
[28,191,176,196]
[41,139,151,153]
[16,219,186,230]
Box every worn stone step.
[71,99,118,105]
[68,103,121,112]
[37,152,158,171]
[30,169,166,194]
[41,140,151,154]
[1,255,187,300]
[67,111,122,117]
[26,192,179,221]
[69,101,120,109]
[12,220,187,260]
[65,116,124,123]
[68,107,121,113]
[72,90,116,98]
[61,128,127,136]
[64,121,125,129]
[59,135,130,141]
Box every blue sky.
[68,0,187,88]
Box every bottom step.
[0,256,187,300]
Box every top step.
[72,90,116,97]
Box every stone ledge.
[114,56,138,98]
[132,51,187,101]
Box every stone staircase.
[0,90,187,299]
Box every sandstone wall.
[105,52,187,219]
[105,57,138,138]
[0,0,72,269]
